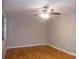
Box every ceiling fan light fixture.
[32,5,61,17]
[39,13,50,19]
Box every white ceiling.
[3,0,75,10]
[3,0,76,17]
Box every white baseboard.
[47,44,76,56]
[7,43,46,49]
[7,43,76,56]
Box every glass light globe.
[40,13,50,19]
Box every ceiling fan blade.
[51,12,61,15]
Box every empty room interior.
[2,0,76,59]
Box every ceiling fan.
[32,5,61,16]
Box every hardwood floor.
[5,45,76,59]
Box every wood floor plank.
[5,45,76,59]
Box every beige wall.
[6,8,76,54]
[47,10,76,54]
[6,11,47,47]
